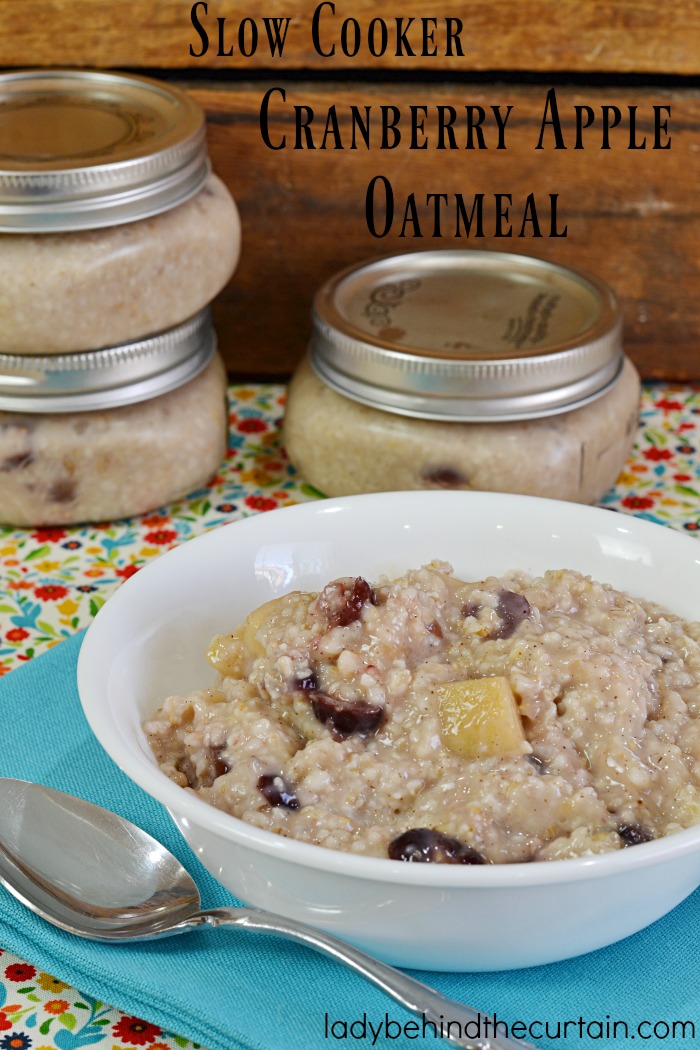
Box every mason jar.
[0,69,239,525]
[0,69,240,353]
[0,310,228,526]
[283,250,641,504]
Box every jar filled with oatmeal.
[283,250,641,504]
[0,69,240,353]
[0,69,239,525]
[0,309,228,526]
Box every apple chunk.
[207,592,316,673]
[437,676,529,760]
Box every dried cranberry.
[388,828,486,864]
[426,620,444,638]
[422,467,468,488]
[490,589,532,639]
[318,577,377,628]
[310,690,384,739]
[618,822,654,846]
[48,477,76,504]
[461,600,481,619]
[257,773,301,810]
[294,669,318,692]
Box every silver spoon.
[0,778,535,1050]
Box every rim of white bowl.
[78,490,700,889]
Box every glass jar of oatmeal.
[0,310,228,526]
[283,250,641,504]
[0,69,240,353]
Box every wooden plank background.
[1,1,699,380]
[199,80,698,380]
[2,1,700,73]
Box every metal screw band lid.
[0,309,216,412]
[0,69,210,231]
[310,250,624,422]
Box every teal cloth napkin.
[0,631,699,1050]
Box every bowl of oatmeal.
[78,491,700,971]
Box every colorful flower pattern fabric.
[599,383,700,530]
[0,949,200,1049]
[0,380,697,1048]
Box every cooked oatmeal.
[144,564,700,863]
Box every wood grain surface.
[195,80,698,380]
[1,0,699,74]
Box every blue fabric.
[0,631,698,1050]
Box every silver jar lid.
[310,250,624,421]
[0,69,210,231]
[0,309,216,413]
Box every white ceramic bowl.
[78,491,700,971]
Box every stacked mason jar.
[0,70,241,526]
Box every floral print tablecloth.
[0,380,698,1050]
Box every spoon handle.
[192,907,536,1050]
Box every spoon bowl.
[0,777,199,939]
[0,778,534,1050]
